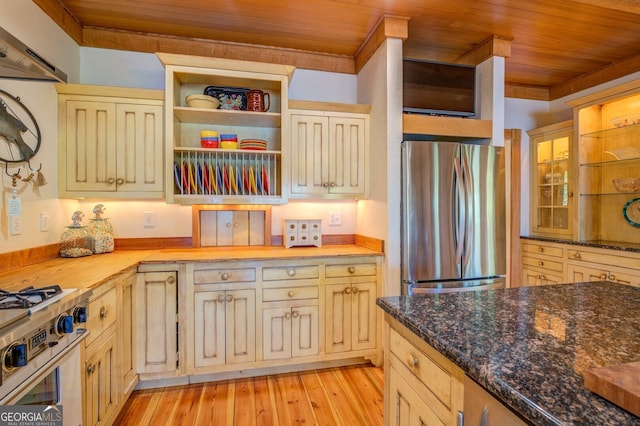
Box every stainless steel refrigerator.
[401,140,506,294]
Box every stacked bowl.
[200,130,219,148]
[220,134,238,149]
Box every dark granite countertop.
[521,235,640,253]
[377,282,640,425]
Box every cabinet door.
[328,116,366,195]
[291,305,319,358]
[262,307,292,360]
[325,283,352,353]
[351,282,376,351]
[388,365,443,426]
[567,264,609,283]
[225,289,256,364]
[136,271,177,374]
[64,100,117,192]
[115,103,164,194]
[521,267,565,286]
[119,273,137,397]
[84,332,118,426]
[193,291,226,368]
[290,114,329,195]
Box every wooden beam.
[550,51,640,100]
[403,114,492,139]
[354,15,409,73]
[456,35,512,66]
[80,27,356,74]
[505,83,550,101]
[571,0,640,14]
[32,0,83,44]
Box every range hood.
[0,25,67,83]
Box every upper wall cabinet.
[569,80,640,244]
[288,100,370,199]
[56,84,165,199]
[157,53,294,205]
[527,120,574,239]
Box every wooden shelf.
[174,107,281,127]
[402,114,492,139]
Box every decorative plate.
[622,197,640,227]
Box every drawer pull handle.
[407,354,419,368]
[288,291,295,297]
[574,252,581,259]
[99,307,107,319]
[167,276,176,284]
[226,294,233,303]
[609,274,616,281]
[284,312,291,320]
[348,266,356,274]
[344,287,352,295]
[538,261,544,267]
[217,293,225,303]
[538,247,544,253]
[287,269,296,277]
[292,311,300,319]
[221,272,230,280]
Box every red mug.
[246,90,270,112]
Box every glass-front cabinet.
[527,120,574,238]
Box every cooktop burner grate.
[0,285,64,309]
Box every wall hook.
[27,159,42,172]
[4,162,19,178]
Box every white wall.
[0,1,80,253]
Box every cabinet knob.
[99,307,107,319]
[116,178,124,185]
[167,276,176,284]
[87,364,95,374]
[540,275,546,281]
[226,223,232,228]
[287,269,296,277]
[609,274,616,281]
[348,266,356,274]
[106,178,115,185]
[352,287,359,294]
[344,287,352,295]
[234,222,239,228]
[322,182,330,188]
[538,261,544,267]
[407,354,419,368]
[284,312,291,320]
[221,272,230,280]
[538,247,544,253]
[226,294,233,303]
[574,252,581,259]
[217,293,225,303]
[288,291,295,298]
[330,182,336,187]
[292,311,300,319]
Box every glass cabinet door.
[527,121,574,237]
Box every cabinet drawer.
[389,327,452,408]
[86,286,117,347]
[194,267,256,284]
[522,255,563,272]
[325,263,377,278]
[522,242,563,258]
[262,286,319,302]
[262,265,319,281]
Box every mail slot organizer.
[284,219,322,248]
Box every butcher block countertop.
[0,245,382,292]
[377,282,640,425]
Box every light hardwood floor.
[113,364,384,425]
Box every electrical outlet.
[329,211,342,226]
[9,216,22,235]
[143,211,156,228]
[40,212,50,232]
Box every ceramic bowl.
[186,94,220,109]
[220,141,238,150]
[612,178,640,193]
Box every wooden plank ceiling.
[34,0,640,100]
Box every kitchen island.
[377,282,640,425]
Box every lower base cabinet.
[262,305,319,360]
[388,364,443,426]
[325,281,376,353]
[84,331,118,426]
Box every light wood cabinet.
[193,289,256,368]
[518,241,567,287]
[84,331,117,426]
[136,270,178,376]
[527,121,574,238]
[384,317,464,426]
[325,281,376,353]
[158,53,293,205]
[118,271,137,398]
[262,305,319,360]
[56,84,164,199]
[289,101,370,199]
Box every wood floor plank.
[114,364,383,426]
[299,369,341,425]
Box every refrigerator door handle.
[461,156,473,265]
[454,157,465,265]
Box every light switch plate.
[143,211,156,228]
[9,215,22,235]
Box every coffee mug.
[246,90,270,112]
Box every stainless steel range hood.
[0,25,67,83]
